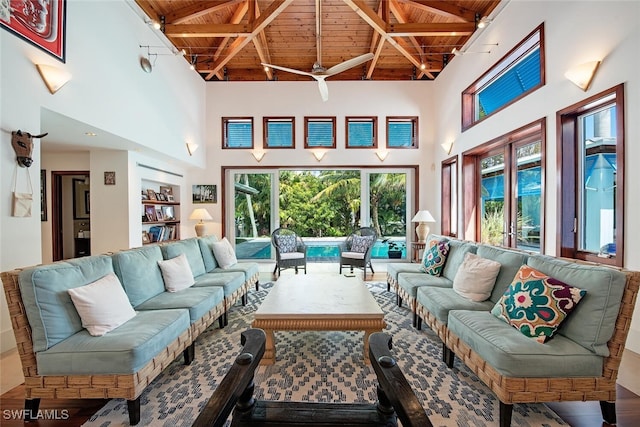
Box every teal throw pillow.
[421,240,449,276]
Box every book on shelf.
[148,225,177,242]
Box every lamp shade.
[411,210,435,223]
[189,208,213,236]
[189,208,213,221]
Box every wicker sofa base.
[385,273,398,293]
[395,286,419,327]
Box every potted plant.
[383,239,405,259]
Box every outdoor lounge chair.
[339,227,378,280]
[271,227,307,278]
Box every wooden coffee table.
[251,275,386,365]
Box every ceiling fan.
[261,0,373,101]
[262,53,374,102]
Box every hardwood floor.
[1,267,639,426]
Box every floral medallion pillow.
[491,265,586,343]
[420,240,450,276]
[351,235,374,253]
[275,235,297,253]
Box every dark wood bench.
[193,328,432,427]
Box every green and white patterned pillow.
[491,265,586,343]
[421,240,450,276]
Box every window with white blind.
[346,116,377,148]
[223,117,253,149]
[386,117,418,148]
[304,117,336,148]
[264,117,295,148]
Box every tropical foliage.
[234,170,406,239]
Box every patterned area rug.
[84,281,566,426]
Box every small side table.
[411,242,426,263]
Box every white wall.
[197,80,437,234]
[0,0,206,352]
[432,0,640,352]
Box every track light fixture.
[190,55,197,71]
[477,16,492,29]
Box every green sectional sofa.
[0,236,259,425]
[402,235,639,427]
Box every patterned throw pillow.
[351,235,374,253]
[491,265,586,343]
[275,235,297,253]
[421,240,450,276]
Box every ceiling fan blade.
[324,53,375,77]
[317,77,329,102]
[261,63,315,78]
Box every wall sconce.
[565,60,601,91]
[312,150,327,161]
[36,64,72,94]
[375,149,389,161]
[252,149,265,162]
[186,142,199,156]
[441,141,454,155]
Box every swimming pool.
[235,238,407,261]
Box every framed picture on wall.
[40,169,47,221]
[192,185,217,204]
[72,178,90,220]
[0,0,67,62]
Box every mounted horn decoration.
[11,130,48,168]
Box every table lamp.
[411,210,435,243]
[189,208,213,237]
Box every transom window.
[462,24,545,131]
[386,117,418,148]
[346,117,377,148]
[223,117,253,149]
[264,117,295,148]
[304,117,336,148]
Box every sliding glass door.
[226,168,413,261]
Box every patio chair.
[339,227,378,280]
[271,227,307,278]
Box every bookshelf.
[141,184,180,244]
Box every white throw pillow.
[211,237,238,269]
[452,252,501,302]
[68,273,136,336]
[158,253,195,292]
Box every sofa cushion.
[452,253,501,302]
[197,235,219,272]
[421,240,449,276]
[491,265,586,343]
[441,240,478,281]
[476,245,529,303]
[112,245,166,307]
[36,309,190,375]
[211,237,238,269]
[161,238,206,277]
[68,273,136,336]
[158,254,194,292]
[386,263,424,283]
[218,262,260,285]
[18,256,116,352]
[135,286,224,324]
[417,287,494,325]
[448,310,603,377]
[397,272,452,300]
[527,255,626,356]
[193,271,246,297]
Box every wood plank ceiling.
[135,0,500,81]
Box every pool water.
[236,239,406,260]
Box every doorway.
[51,171,90,261]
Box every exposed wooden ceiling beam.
[251,0,274,80]
[397,0,476,22]
[389,0,434,79]
[164,23,251,37]
[167,0,246,24]
[365,1,384,79]
[343,0,425,74]
[200,0,294,77]
[387,22,475,37]
[206,1,249,80]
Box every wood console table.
[410,242,426,263]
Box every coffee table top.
[255,275,384,319]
